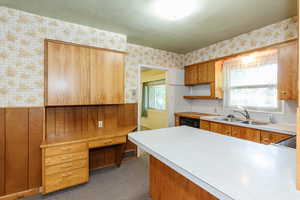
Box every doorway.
[139,66,168,130]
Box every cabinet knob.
[281,91,287,94]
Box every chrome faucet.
[233,106,251,121]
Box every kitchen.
[0,0,299,200]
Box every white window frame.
[223,51,282,113]
[147,80,166,111]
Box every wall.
[140,69,168,129]
[0,6,184,107]
[182,17,298,125]
[0,6,297,124]
[0,6,127,107]
[125,44,184,103]
[184,17,297,65]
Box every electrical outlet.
[98,121,103,128]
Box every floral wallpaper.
[125,43,184,103]
[184,17,298,65]
[0,6,297,106]
[0,6,127,107]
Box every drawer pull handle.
[62,173,72,177]
[61,147,72,151]
[61,164,73,169]
[61,157,72,161]
[104,141,113,145]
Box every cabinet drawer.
[45,151,88,166]
[44,167,88,194]
[45,143,87,157]
[45,159,88,175]
[88,136,126,149]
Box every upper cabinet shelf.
[184,60,223,99]
[45,40,125,106]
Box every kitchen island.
[128,126,300,200]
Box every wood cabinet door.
[198,63,208,83]
[46,42,90,106]
[210,122,219,133]
[207,62,215,82]
[231,126,260,143]
[219,124,231,136]
[200,120,210,131]
[210,122,231,136]
[278,41,298,100]
[260,131,290,144]
[90,49,124,104]
[184,65,198,85]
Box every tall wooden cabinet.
[277,41,298,100]
[46,42,90,106]
[45,40,125,106]
[90,49,124,104]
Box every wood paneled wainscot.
[201,120,290,144]
[45,40,125,106]
[0,108,44,199]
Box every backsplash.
[189,100,297,124]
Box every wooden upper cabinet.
[46,41,90,106]
[207,61,216,82]
[45,40,125,106]
[278,41,298,100]
[184,64,198,85]
[90,49,124,104]
[198,63,208,83]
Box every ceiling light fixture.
[153,0,197,20]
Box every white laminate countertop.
[201,116,296,136]
[129,126,300,200]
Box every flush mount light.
[153,0,197,20]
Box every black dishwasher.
[179,117,200,128]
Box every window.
[223,49,282,112]
[147,80,166,110]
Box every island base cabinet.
[149,156,218,200]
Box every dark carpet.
[23,156,151,200]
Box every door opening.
[139,67,168,130]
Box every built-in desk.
[40,125,137,194]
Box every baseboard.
[0,187,41,200]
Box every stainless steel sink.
[241,121,269,125]
[214,117,269,126]
[215,117,244,122]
